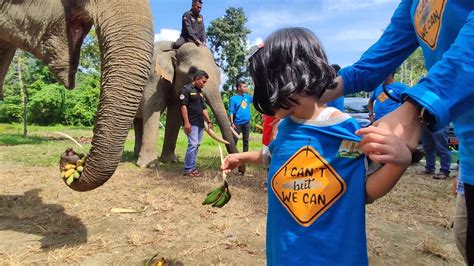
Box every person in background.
[420,126,452,180]
[180,70,212,177]
[229,81,253,153]
[453,165,468,263]
[367,72,409,123]
[173,0,206,49]
[326,64,344,111]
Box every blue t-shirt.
[339,0,474,185]
[266,114,367,265]
[369,82,409,121]
[327,96,345,111]
[229,93,253,125]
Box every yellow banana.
[60,171,66,178]
[64,163,76,170]
[66,175,74,185]
[64,169,75,178]
[76,166,84,172]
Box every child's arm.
[221,151,263,173]
[356,126,412,203]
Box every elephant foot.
[136,156,159,168]
[159,153,178,164]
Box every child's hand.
[356,126,412,166]
[221,154,243,173]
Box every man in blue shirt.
[321,1,474,262]
[367,72,409,122]
[229,81,253,153]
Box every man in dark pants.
[180,70,213,177]
[229,81,253,154]
[173,0,206,49]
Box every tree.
[396,48,427,86]
[207,7,251,90]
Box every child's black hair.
[248,27,337,116]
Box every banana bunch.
[202,180,232,208]
[60,149,87,186]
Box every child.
[221,27,412,265]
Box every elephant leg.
[160,101,181,163]
[0,42,16,100]
[133,117,143,158]
[136,80,167,168]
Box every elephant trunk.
[204,91,239,155]
[68,0,153,191]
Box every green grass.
[0,123,264,171]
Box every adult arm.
[401,11,474,130]
[203,109,212,128]
[181,105,191,135]
[180,88,191,135]
[228,97,236,128]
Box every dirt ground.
[0,158,465,265]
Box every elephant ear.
[155,50,176,83]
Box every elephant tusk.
[230,126,241,139]
[204,123,230,145]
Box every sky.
[150,0,401,68]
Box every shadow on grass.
[0,189,87,249]
[0,134,47,146]
[121,151,136,163]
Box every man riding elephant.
[173,0,206,49]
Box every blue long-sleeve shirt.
[339,0,474,185]
[229,93,253,125]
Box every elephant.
[0,1,154,191]
[133,41,244,171]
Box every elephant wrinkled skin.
[134,42,241,169]
[0,1,154,191]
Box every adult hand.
[208,122,213,129]
[184,123,192,135]
[370,101,424,152]
[356,126,412,166]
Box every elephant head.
[173,43,240,155]
[0,1,154,191]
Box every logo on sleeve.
[377,92,389,103]
[414,0,447,49]
[179,94,185,100]
[271,146,346,227]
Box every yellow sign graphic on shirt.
[240,100,247,109]
[414,0,446,49]
[271,146,346,227]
